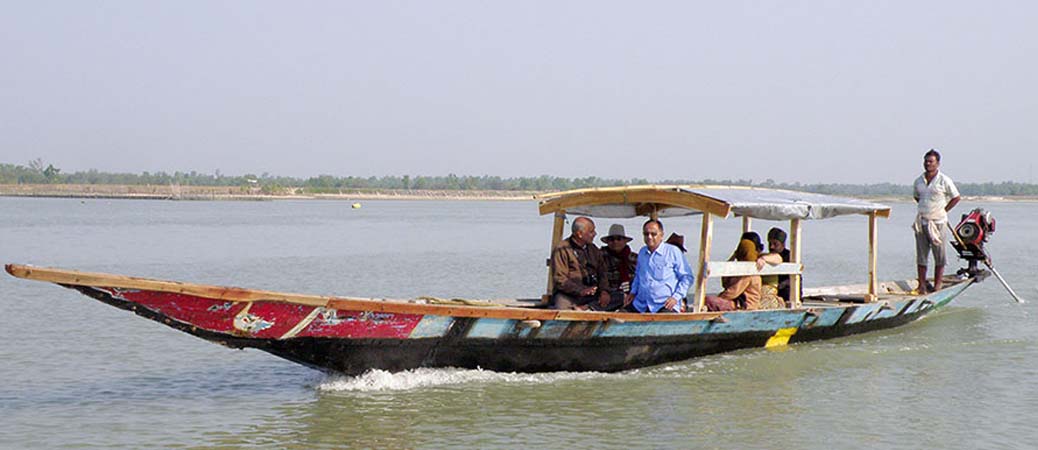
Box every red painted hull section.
[298,310,423,339]
[100,287,422,339]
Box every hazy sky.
[1,1,1035,183]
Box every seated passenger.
[550,217,610,310]
[704,233,763,311]
[623,220,694,313]
[756,227,796,308]
[736,231,764,259]
[599,224,637,311]
[665,232,690,309]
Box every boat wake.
[317,367,620,392]
[316,355,745,392]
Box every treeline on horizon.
[3,160,1038,196]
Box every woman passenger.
[704,232,763,311]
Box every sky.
[1,1,1036,184]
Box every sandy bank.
[0,184,539,201]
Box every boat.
[5,185,989,376]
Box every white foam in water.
[317,352,760,392]
[318,367,617,392]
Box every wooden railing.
[705,261,802,278]
[692,261,803,311]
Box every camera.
[583,273,599,287]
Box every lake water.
[2,197,1037,449]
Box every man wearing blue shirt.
[624,219,694,313]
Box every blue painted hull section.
[264,279,975,374]
[69,278,978,375]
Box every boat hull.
[66,279,973,375]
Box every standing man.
[624,219,694,313]
[913,149,960,293]
[550,216,610,310]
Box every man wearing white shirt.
[913,149,961,293]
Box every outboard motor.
[950,209,1024,303]
[951,208,995,276]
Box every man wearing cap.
[550,216,611,310]
[599,224,638,311]
[624,219,694,313]
[913,149,960,293]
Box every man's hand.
[598,290,611,308]
[756,256,766,271]
[663,297,679,312]
[623,293,634,307]
[580,286,597,297]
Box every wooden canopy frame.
[537,185,732,218]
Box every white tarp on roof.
[681,187,890,220]
[561,204,701,219]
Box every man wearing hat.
[599,224,639,311]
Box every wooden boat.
[5,185,987,375]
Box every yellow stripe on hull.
[765,327,798,348]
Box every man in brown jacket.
[551,216,610,310]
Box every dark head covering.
[767,227,787,244]
[666,232,686,252]
[732,239,759,262]
[740,231,764,252]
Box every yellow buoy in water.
[351,202,362,209]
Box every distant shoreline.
[0,184,538,201]
[2,183,1035,203]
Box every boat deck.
[801,275,967,306]
[473,276,970,310]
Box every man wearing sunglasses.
[598,224,638,311]
[624,219,694,313]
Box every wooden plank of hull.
[61,277,976,375]
[6,264,335,306]
[5,264,727,323]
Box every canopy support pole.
[693,213,713,312]
[741,216,752,233]
[866,212,878,302]
[543,211,566,305]
[789,218,802,309]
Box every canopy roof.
[536,185,891,220]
